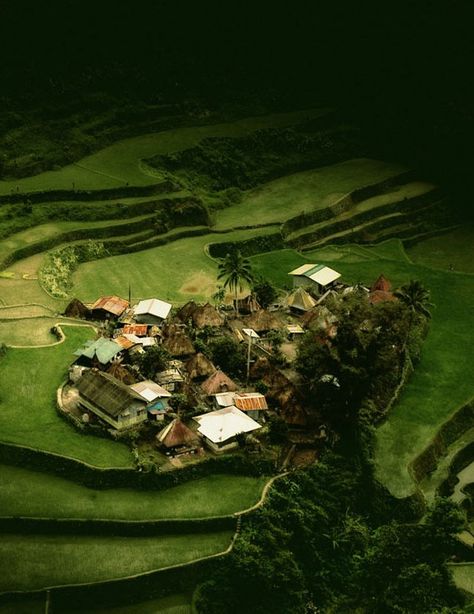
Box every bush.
[208,336,246,379]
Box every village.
[58,259,397,470]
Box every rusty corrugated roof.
[122,324,148,336]
[91,296,129,316]
[234,393,268,411]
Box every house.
[191,303,224,328]
[162,324,195,357]
[287,287,317,313]
[64,298,90,319]
[201,369,238,395]
[369,274,396,304]
[122,324,149,337]
[129,380,172,421]
[233,392,268,421]
[214,391,236,408]
[193,406,261,453]
[73,337,123,369]
[156,418,201,454]
[286,324,305,340]
[245,309,282,333]
[156,361,185,392]
[236,295,261,314]
[132,298,172,325]
[90,296,129,320]
[289,264,341,294]
[176,300,199,323]
[75,369,147,430]
[185,352,216,380]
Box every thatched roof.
[64,298,90,319]
[176,301,198,323]
[201,369,238,395]
[185,353,216,380]
[245,309,282,333]
[157,419,200,448]
[369,290,396,305]
[162,324,195,357]
[236,295,261,314]
[371,274,392,293]
[192,303,224,328]
[76,370,144,417]
[287,288,316,312]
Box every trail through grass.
[0,468,268,520]
[0,531,233,591]
[0,326,134,467]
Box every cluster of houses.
[62,263,396,459]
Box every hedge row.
[207,232,283,259]
[410,399,474,484]
[0,180,178,206]
[281,170,417,237]
[0,441,274,490]
[0,515,236,537]
[288,189,440,249]
[438,441,474,498]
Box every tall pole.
[246,334,252,383]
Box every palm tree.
[395,280,433,355]
[217,250,254,315]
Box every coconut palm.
[394,280,432,322]
[217,250,254,315]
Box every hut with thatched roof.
[156,418,200,454]
[201,369,238,395]
[162,324,195,357]
[191,303,224,328]
[287,287,316,313]
[185,353,216,380]
[64,298,91,319]
[369,274,395,304]
[236,295,261,314]
[176,301,198,323]
[370,274,392,293]
[245,309,282,333]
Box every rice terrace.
[1,99,473,611]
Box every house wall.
[204,437,238,454]
[79,399,147,430]
[293,276,319,292]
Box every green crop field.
[449,564,474,595]
[0,467,268,520]
[0,530,233,592]
[0,325,134,467]
[407,225,474,273]
[72,226,277,304]
[213,158,407,230]
[250,239,474,498]
[0,109,326,195]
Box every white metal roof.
[289,263,340,286]
[214,392,236,407]
[242,328,260,339]
[130,380,172,401]
[134,298,172,320]
[194,406,261,443]
[288,263,315,276]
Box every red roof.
[370,275,392,293]
[91,296,129,316]
[234,393,268,411]
[369,290,396,304]
[123,324,148,336]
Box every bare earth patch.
[179,271,217,296]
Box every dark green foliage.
[208,336,246,379]
[217,250,254,311]
[267,415,288,444]
[153,198,210,232]
[133,345,170,379]
[252,277,278,308]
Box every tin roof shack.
[156,418,201,455]
[234,392,268,422]
[289,264,340,294]
[73,337,123,369]
[76,370,147,431]
[133,298,172,325]
[156,361,185,392]
[194,406,261,453]
[130,380,172,422]
[90,296,129,320]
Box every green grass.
[250,239,474,497]
[407,225,474,273]
[72,226,277,303]
[0,467,268,520]
[0,317,83,346]
[84,594,192,614]
[0,597,44,614]
[0,326,134,467]
[449,563,474,595]
[0,109,326,195]
[0,531,232,592]
[214,158,407,230]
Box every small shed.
[194,406,261,453]
[156,418,201,454]
[289,264,341,294]
[185,353,216,380]
[133,298,172,325]
[90,296,129,320]
[236,295,261,314]
[201,369,238,395]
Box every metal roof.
[234,393,268,411]
[194,406,261,443]
[74,337,122,364]
[134,298,172,320]
[91,296,129,316]
[289,263,341,286]
[130,380,172,401]
[287,287,317,311]
[122,324,148,336]
[76,370,144,417]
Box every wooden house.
[288,264,340,294]
[201,369,238,396]
[156,418,200,455]
[129,380,172,421]
[73,337,123,369]
[132,298,172,325]
[194,406,261,453]
[75,369,147,430]
[162,324,195,357]
[191,303,224,328]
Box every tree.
[133,345,170,379]
[252,276,278,308]
[217,250,254,314]
[395,279,432,323]
[208,336,246,378]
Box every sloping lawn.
[0,531,232,592]
[0,468,268,520]
[0,326,134,468]
[449,564,474,595]
[251,240,474,497]
[84,594,192,614]
[407,225,474,273]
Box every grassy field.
[407,225,474,273]
[85,594,192,614]
[0,317,84,347]
[0,109,326,195]
[250,239,474,497]
[213,158,407,230]
[449,564,474,595]
[72,226,277,303]
[0,468,268,520]
[0,531,233,592]
[0,325,134,467]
